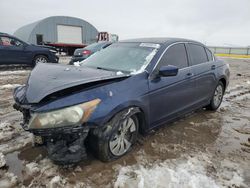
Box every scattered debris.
[25,162,40,176]
[48,176,66,188]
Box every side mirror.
[158,65,178,77]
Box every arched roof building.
[14,16,99,46]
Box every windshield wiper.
[96,67,116,72]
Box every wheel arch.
[101,102,149,134]
[218,76,227,92]
[33,53,49,61]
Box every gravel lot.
[0,57,250,187]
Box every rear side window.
[158,44,188,69]
[85,42,111,52]
[205,48,213,61]
[188,44,208,65]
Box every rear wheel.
[206,81,224,111]
[89,109,139,162]
[34,55,48,65]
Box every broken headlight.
[28,99,101,129]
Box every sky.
[1,0,250,46]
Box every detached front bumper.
[33,126,89,165]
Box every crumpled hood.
[22,63,128,103]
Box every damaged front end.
[12,63,131,164]
[13,86,101,164]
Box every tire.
[33,55,48,65]
[206,81,225,111]
[88,109,139,162]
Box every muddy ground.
[0,57,249,188]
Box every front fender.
[91,100,149,131]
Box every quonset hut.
[14,16,99,54]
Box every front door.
[0,36,28,64]
[148,43,196,127]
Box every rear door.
[186,43,217,104]
[148,43,197,127]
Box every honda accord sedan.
[13,38,230,164]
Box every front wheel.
[206,81,225,111]
[89,109,139,162]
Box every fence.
[208,46,250,55]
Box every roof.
[120,37,203,45]
[0,32,11,36]
[13,19,44,42]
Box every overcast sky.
[1,0,250,46]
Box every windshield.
[81,42,160,74]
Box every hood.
[24,63,128,103]
[36,45,57,52]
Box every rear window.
[189,44,208,65]
[158,43,188,69]
[85,42,111,52]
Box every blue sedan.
[13,38,230,164]
[0,32,58,66]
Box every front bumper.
[13,103,90,164]
[49,54,59,63]
[33,127,89,165]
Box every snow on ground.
[0,70,30,76]
[0,172,18,188]
[114,153,245,188]
[0,153,6,168]
[0,84,22,90]
[0,122,17,142]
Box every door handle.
[211,65,216,70]
[186,73,194,77]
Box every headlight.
[28,99,101,129]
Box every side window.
[102,43,112,49]
[0,37,23,47]
[1,37,12,46]
[205,48,213,61]
[188,44,208,65]
[158,44,188,69]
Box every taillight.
[82,50,91,55]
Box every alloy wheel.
[35,56,48,64]
[109,117,136,156]
[213,84,223,107]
